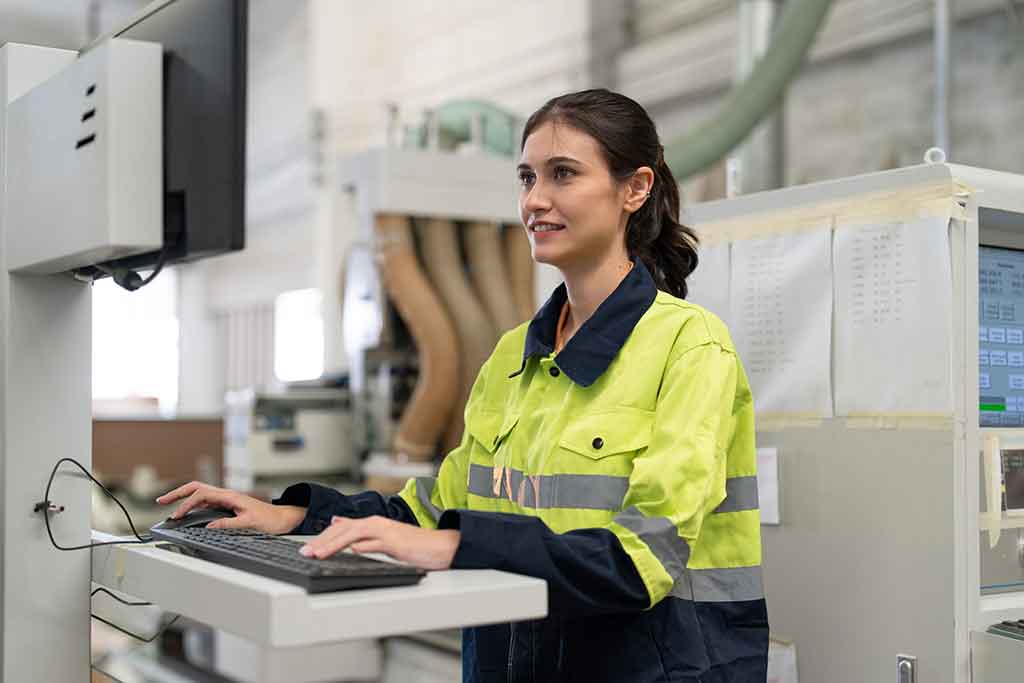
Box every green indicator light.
[981,403,1006,412]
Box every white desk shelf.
[91,532,547,648]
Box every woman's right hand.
[155,481,307,535]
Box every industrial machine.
[338,146,541,491]
[682,161,1024,683]
[224,386,354,491]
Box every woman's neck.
[560,252,633,332]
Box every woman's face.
[517,121,633,271]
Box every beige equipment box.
[224,387,354,491]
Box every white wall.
[182,0,1024,410]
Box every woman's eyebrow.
[544,155,582,167]
[517,156,583,172]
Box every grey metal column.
[733,0,785,194]
[0,44,91,682]
[934,0,953,157]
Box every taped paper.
[731,228,833,417]
[690,179,965,245]
[833,215,953,416]
[687,243,730,324]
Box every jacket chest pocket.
[558,407,655,463]
[467,410,519,459]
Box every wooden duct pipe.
[504,224,536,322]
[374,214,459,461]
[464,221,521,334]
[416,218,497,453]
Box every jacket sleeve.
[395,357,492,528]
[438,341,743,615]
[272,484,419,535]
[606,340,742,606]
[272,357,496,535]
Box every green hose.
[415,0,835,179]
[664,0,835,180]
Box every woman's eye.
[553,166,574,180]
[518,171,535,186]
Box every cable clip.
[34,500,65,515]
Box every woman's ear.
[623,166,655,214]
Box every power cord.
[111,246,167,292]
[36,460,184,681]
[71,244,169,291]
[90,589,182,682]
[91,587,181,642]
[36,457,153,550]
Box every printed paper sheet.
[686,243,730,324]
[729,228,833,417]
[833,216,952,415]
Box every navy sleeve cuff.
[274,482,419,535]
[438,509,649,616]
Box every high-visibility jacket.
[276,259,768,682]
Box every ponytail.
[522,89,700,300]
[627,145,699,300]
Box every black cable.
[70,244,170,291]
[39,457,153,550]
[91,611,181,644]
[113,245,169,292]
[92,585,180,644]
[134,247,167,288]
[92,586,152,606]
[90,585,182,676]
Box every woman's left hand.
[299,515,461,571]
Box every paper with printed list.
[833,215,952,415]
[686,243,730,324]
[729,228,833,417]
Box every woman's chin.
[530,246,570,270]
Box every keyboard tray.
[149,527,425,593]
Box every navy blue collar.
[509,259,658,387]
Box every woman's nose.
[522,182,552,214]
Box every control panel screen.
[1002,449,1024,512]
[980,245,1024,426]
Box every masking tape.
[755,415,827,431]
[843,415,954,431]
[693,180,966,244]
[979,513,1024,532]
[983,434,1003,548]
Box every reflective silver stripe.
[614,506,691,578]
[467,463,628,510]
[414,477,443,523]
[669,565,765,603]
[713,476,760,514]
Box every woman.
[158,89,768,682]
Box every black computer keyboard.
[149,527,426,593]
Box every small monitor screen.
[980,245,1024,426]
[1002,449,1024,512]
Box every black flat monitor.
[979,244,1024,427]
[78,0,247,281]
